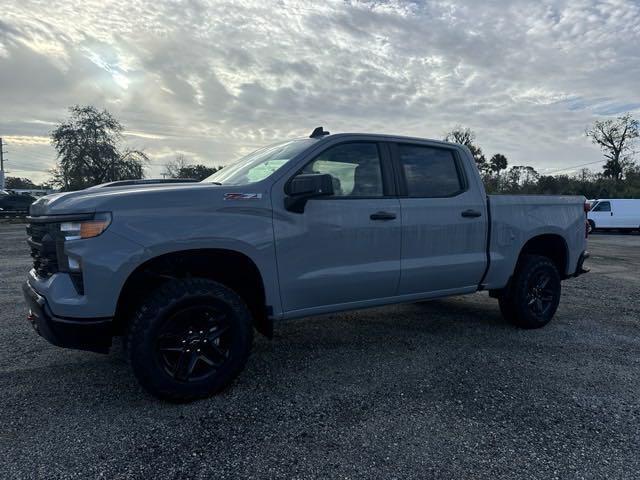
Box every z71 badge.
[224,193,263,200]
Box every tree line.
[444,113,639,198]
[6,106,639,197]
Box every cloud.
[1,0,639,183]
[3,135,50,145]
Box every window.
[592,201,611,212]
[398,145,463,197]
[300,143,384,197]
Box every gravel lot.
[1,223,639,479]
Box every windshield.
[202,138,316,186]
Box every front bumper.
[22,281,112,353]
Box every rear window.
[398,144,463,197]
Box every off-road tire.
[498,255,561,329]
[127,278,253,402]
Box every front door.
[589,200,613,228]
[272,141,401,314]
[392,142,488,295]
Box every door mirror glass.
[285,173,334,212]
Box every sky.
[1,0,639,184]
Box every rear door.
[391,142,488,295]
[272,141,402,314]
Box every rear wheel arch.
[517,233,569,278]
[489,233,570,299]
[114,248,271,338]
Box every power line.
[543,159,603,175]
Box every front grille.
[26,219,85,294]
[26,221,61,278]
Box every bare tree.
[586,113,639,181]
[576,168,594,184]
[163,154,188,179]
[163,154,221,180]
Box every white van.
[588,199,640,232]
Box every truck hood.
[29,181,239,216]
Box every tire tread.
[499,254,561,329]
[126,278,253,402]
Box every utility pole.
[0,138,5,190]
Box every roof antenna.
[310,126,330,138]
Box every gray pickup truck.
[23,128,589,401]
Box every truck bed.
[483,195,587,289]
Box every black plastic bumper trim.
[22,282,112,353]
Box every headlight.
[60,212,112,240]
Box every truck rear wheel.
[498,255,561,329]
[126,278,253,402]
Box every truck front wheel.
[498,255,561,329]
[127,278,253,402]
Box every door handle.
[461,209,482,218]
[370,211,397,221]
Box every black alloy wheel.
[156,304,232,382]
[525,270,556,317]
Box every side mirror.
[285,173,334,213]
